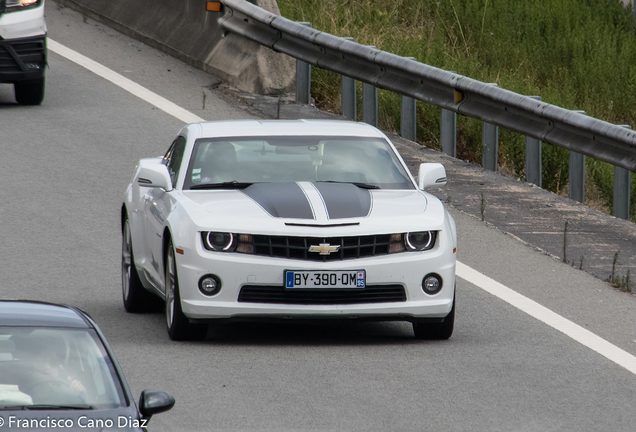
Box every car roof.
[0,301,91,328]
[194,119,387,139]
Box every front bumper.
[176,239,456,323]
[0,34,46,82]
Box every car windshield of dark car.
[184,136,415,190]
[0,328,126,409]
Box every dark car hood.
[240,181,373,219]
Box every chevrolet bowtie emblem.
[308,243,340,255]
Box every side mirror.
[417,163,447,189]
[139,389,175,420]
[138,164,173,191]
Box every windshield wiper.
[1,404,94,410]
[316,181,380,189]
[190,181,254,190]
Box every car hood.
[181,182,446,234]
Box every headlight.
[202,232,236,252]
[6,0,42,12]
[405,231,437,251]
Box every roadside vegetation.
[277,0,636,221]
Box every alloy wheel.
[165,249,176,329]
[121,222,133,301]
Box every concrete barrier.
[54,0,295,95]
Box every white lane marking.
[50,37,636,377]
[457,261,636,376]
[48,39,204,124]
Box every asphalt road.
[0,3,635,431]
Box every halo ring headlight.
[204,232,235,251]
[405,231,436,251]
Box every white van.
[0,0,46,105]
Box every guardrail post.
[401,95,416,141]
[363,83,378,127]
[482,84,499,171]
[614,166,631,219]
[295,22,312,105]
[482,122,499,171]
[614,125,632,220]
[362,46,378,127]
[569,111,586,203]
[440,71,457,157]
[400,58,417,141]
[340,37,357,121]
[525,96,542,187]
[440,109,457,157]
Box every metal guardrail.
[218,0,635,218]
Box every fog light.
[422,273,442,295]
[199,274,221,296]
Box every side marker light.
[206,1,221,12]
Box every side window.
[164,136,186,187]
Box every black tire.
[413,295,455,340]
[122,218,163,313]
[15,77,45,106]
[165,239,208,341]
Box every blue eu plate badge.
[356,271,365,288]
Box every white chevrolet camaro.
[121,120,457,341]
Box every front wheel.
[165,239,207,341]
[413,295,455,340]
[15,77,45,106]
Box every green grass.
[277,0,636,221]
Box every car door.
[142,136,186,288]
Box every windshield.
[184,136,415,190]
[0,327,126,409]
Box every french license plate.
[285,270,366,289]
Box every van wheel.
[15,77,45,106]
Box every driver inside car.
[11,335,88,405]
[199,141,238,184]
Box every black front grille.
[12,40,44,57]
[0,37,46,74]
[249,234,399,261]
[0,45,20,73]
[238,285,407,305]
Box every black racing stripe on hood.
[312,182,372,219]
[241,182,314,219]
